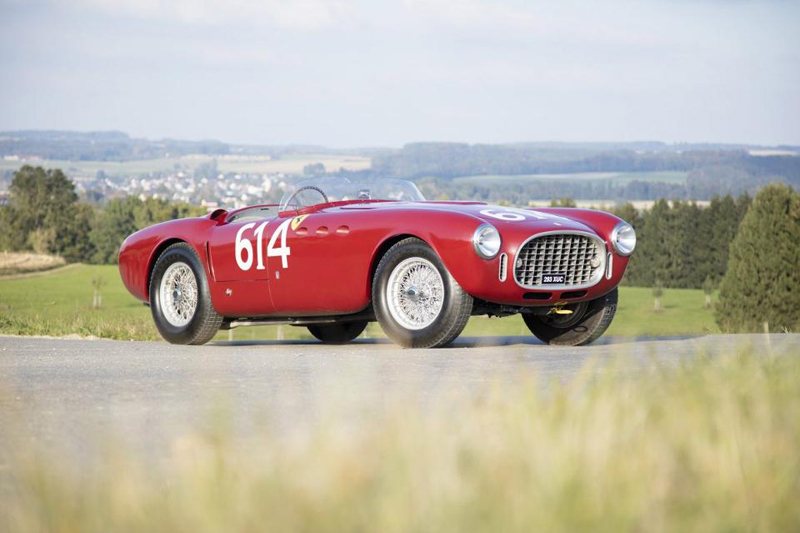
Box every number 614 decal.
[235,219,292,271]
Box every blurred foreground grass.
[0,265,721,341]
[2,347,799,531]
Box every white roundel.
[479,209,526,222]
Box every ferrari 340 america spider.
[119,176,636,348]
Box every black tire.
[523,288,618,346]
[149,242,223,345]
[307,321,368,344]
[372,237,473,348]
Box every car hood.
[336,200,597,234]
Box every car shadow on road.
[210,334,706,349]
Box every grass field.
[0,154,371,178]
[2,347,798,531]
[0,265,720,342]
[454,170,688,185]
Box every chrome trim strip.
[512,230,606,291]
[606,252,613,280]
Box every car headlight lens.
[473,224,501,259]
[611,222,636,256]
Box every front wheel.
[372,237,472,348]
[523,288,618,346]
[307,321,368,344]
[149,243,223,345]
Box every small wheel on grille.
[523,289,618,346]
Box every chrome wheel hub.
[160,262,198,327]
[386,257,445,330]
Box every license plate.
[542,273,566,284]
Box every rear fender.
[118,218,215,303]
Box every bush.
[27,228,56,255]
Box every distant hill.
[2,129,797,164]
[0,130,387,161]
[2,130,798,201]
[0,130,230,161]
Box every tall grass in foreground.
[2,349,799,532]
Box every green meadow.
[0,265,719,342]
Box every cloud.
[1,0,798,145]
[69,0,354,30]
[400,0,677,49]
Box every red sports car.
[119,177,636,348]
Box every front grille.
[514,233,603,288]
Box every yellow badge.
[291,215,309,231]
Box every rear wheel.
[149,243,222,345]
[523,288,617,346]
[307,321,368,344]
[372,237,472,348]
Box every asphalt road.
[1,333,798,461]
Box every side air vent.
[498,253,508,282]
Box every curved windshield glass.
[279,176,425,211]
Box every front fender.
[411,208,631,306]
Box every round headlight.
[611,222,636,256]
[473,224,501,259]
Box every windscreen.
[279,176,425,211]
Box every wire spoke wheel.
[386,257,445,330]
[159,262,198,327]
[373,237,472,348]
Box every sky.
[0,0,798,147]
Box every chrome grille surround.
[513,231,606,290]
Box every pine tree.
[631,199,672,287]
[716,184,800,332]
[702,194,751,284]
[670,201,704,288]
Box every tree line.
[0,166,205,264]
[367,143,800,200]
[414,176,689,203]
[373,142,800,181]
[406,167,798,203]
[610,195,752,289]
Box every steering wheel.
[283,185,329,209]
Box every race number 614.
[235,219,291,271]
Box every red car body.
[119,200,630,320]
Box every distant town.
[1,130,799,209]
